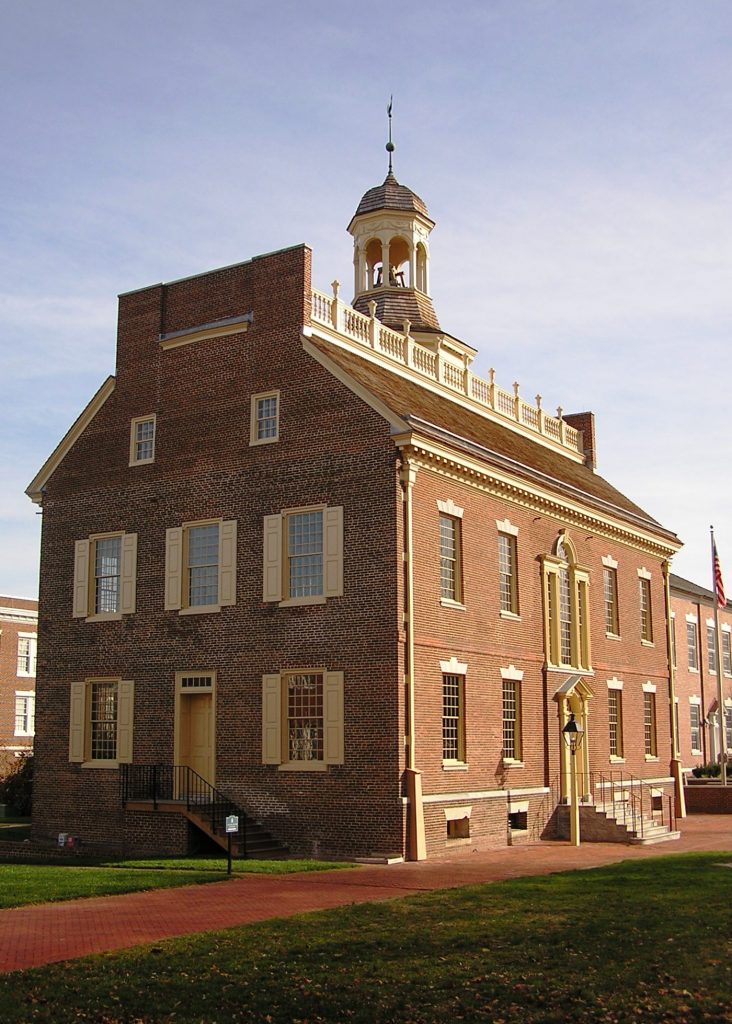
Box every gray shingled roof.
[352,172,432,221]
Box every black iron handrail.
[120,763,246,854]
[589,769,676,838]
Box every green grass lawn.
[0,852,730,1023]
[0,857,351,909]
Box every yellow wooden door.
[180,692,214,787]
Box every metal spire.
[386,96,395,174]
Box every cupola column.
[381,240,390,287]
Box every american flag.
[713,538,726,609]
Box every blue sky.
[1,0,730,597]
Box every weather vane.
[386,96,394,174]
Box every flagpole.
[710,526,728,786]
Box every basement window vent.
[180,675,214,690]
[508,810,527,832]
[446,816,470,840]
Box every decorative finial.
[386,96,395,174]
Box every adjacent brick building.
[670,574,732,771]
[0,597,37,765]
[27,169,684,858]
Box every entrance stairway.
[120,763,288,859]
[584,770,680,845]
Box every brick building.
[0,597,37,765]
[27,168,683,859]
[670,574,732,771]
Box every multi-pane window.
[542,534,591,671]
[255,394,279,442]
[94,536,122,614]
[608,690,623,758]
[130,415,155,464]
[723,632,732,676]
[442,673,465,762]
[14,693,35,736]
[644,692,657,756]
[498,533,518,615]
[670,614,677,668]
[89,681,119,761]
[165,520,236,613]
[706,626,718,674]
[726,707,732,752]
[639,578,653,642]
[439,515,462,602]
[502,680,521,760]
[16,635,37,676]
[558,568,572,665]
[187,523,220,607]
[288,510,324,598]
[687,621,699,670]
[286,672,324,763]
[689,704,702,753]
[603,567,619,635]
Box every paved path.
[0,815,729,974]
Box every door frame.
[174,670,217,788]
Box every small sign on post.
[225,815,239,876]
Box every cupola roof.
[349,171,434,227]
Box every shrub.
[0,753,33,815]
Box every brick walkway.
[1,815,729,974]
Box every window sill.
[249,435,279,447]
[15,671,36,678]
[86,612,123,623]
[499,610,521,621]
[688,667,699,674]
[691,749,702,757]
[180,605,222,616]
[609,756,625,764]
[14,732,34,738]
[644,755,659,762]
[502,758,524,768]
[605,632,622,641]
[277,762,327,772]
[641,640,655,648]
[129,457,155,467]
[440,598,466,611]
[80,760,119,769]
[442,761,469,771]
[279,596,327,608]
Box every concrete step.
[629,830,682,846]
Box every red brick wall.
[408,465,673,855]
[32,246,405,859]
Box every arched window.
[541,532,591,671]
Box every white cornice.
[26,376,116,505]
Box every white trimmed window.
[165,519,237,613]
[722,629,732,676]
[608,688,623,758]
[706,624,718,674]
[250,391,280,446]
[68,678,134,766]
[498,532,519,615]
[502,678,522,761]
[603,567,620,636]
[670,613,677,668]
[16,633,37,676]
[14,692,35,736]
[644,690,657,757]
[261,670,343,769]
[541,533,591,671]
[639,575,653,643]
[686,620,699,670]
[73,532,137,620]
[129,415,156,465]
[726,705,732,751]
[689,703,702,754]
[439,514,463,603]
[262,505,343,606]
[442,673,465,763]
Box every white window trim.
[129,414,156,466]
[437,498,464,518]
[249,390,280,447]
[14,691,35,736]
[16,632,37,677]
[637,567,652,580]
[440,657,468,675]
[495,518,518,536]
[500,664,523,681]
[642,682,657,693]
[607,676,623,690]
[444,805,472,821]
[601,555,619,569]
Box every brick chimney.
[564,411,596,469]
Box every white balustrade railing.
[310,287,582,457]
